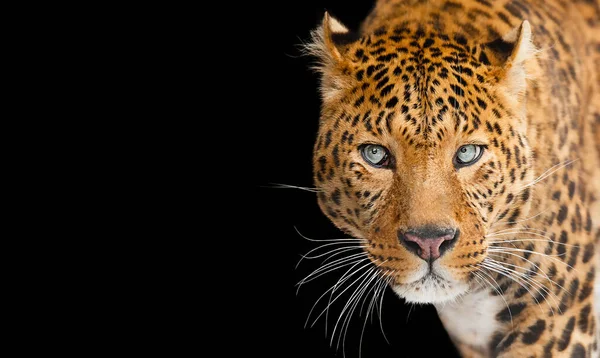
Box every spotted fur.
[308,0,600,356]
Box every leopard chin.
[391,273,470,304]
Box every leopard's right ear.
[305,12,358,100]
[319,12,354,62]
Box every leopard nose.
[398,226,458,261]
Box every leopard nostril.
[398,226,459,261]
[438,236,457,256]
[402,239,421,257]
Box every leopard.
[306,0,600,356]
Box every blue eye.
[360,144,392,168]
[454,145,484,167]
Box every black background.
[251,1,460,356]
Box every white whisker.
[488,227,549,235]
[490,208,551,228]
[321,247,367,264]
[474,267,514,327]
[488,238,579,248]
[297,244,366,267]
[484,257,570,295]
[488,247,576,272]
[334,267,379,351]
[266,183,323,192]
[487,231,552,239]
[294,226,363,243]
[479,264,545,314]
[481,260,561,315]
[297,253,367,292]
[519,158,578,190]
[376,275,393,345]
[307,258,373,328]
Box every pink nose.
[403,233,454,261]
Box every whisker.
[481,260,561,315]
[307,258,373,328]
[486,248,578,281]
[490,208,551,229]
[297,244,365,266]
[519,158,579,190]
[488,238,579,248]
[479,265,545,314]
[484,257,570,295]
[473,267,514,327]
[376,275,393,345]
[488,227,549,235]
[482,259,564,307]
[406,303,415,323]
[335,267,381,351]
[346,265,388,356]
[265,183,323,192]
[294,226,364,243]
[324,258,371,334]
[488,246,566,258]
[333,260,388,354]
[358,271,388,358]
[486,252,569,307]
[321,247,366,265]
[297,253,367,293]
[471,272,487,291]
[486,231,552,239]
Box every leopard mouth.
[391,270,470,304]
[409,271,451,288]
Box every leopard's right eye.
[454,144,485,168]
[360,144,392,168]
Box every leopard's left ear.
[485,21,538,107]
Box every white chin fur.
[391,276,470,304]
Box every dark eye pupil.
[371,148,378,154]
[461,147,467,153]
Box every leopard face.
[311,15,537,304]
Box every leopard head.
[309,13,537,303]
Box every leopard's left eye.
[454,145,484,168]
